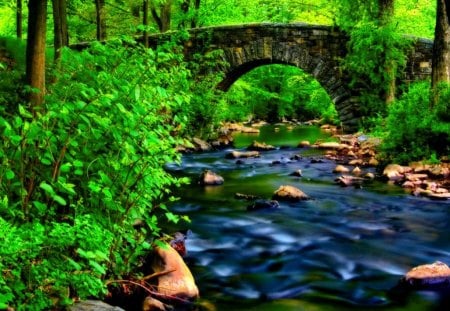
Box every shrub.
[381,82,449,163]
[0,40,190,309]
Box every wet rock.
[192,137,211,152]
[317,142,350,150]
[349,159,364,166]
[272,185,310,201]
[405,173,428,182]
[69,300,125,311]
[364,172,375,179]
[142,296,168,311]
[297,140,310,148]
[402,261,450,288]
[333,165,349,174]
[247,140,276,151]
[152,245,199,300]
[199,170,224,186]
[247,199,280,211]
[335,175,364,187]
[310,158,324,164]
[289,169,303,177]
[226,150,260,159]
[290,154,303,161]
[235,193,260,200]
[210,134,234,149]
[352,166,362,175]
[382,164,409,181]
[368,157,379,167]
[241,126,260,134]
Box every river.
[166,125,450,311]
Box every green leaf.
[5,170,15,180]
[89,260,106,275]
[40,182,55,195]
[18,104,33,119]
[53,195,67,206]
[60,163,72,173]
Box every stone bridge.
[151,23,433,131]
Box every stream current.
[166,125,450,311]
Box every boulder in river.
[272,185,309,201]
[199,170,224,186]
[152,245,199,301]
[247,140,276,151]
[226,150,260,159]
[247,199,280,211]
[297,140,310,148]
[333,165,349,174]
[289,169,303,177]
[401,261,450,289]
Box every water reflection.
[169,125,450,310]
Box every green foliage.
[381,82,450,164]
[227,65,338,124]
[0,40,191,309]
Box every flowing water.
[166,125,450,311]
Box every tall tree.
[150,0,172,32]
[52,0,69,61]
[26,0,48,107]
[16,0,23,38]
[431,0,450,96]
[143,0,149,47]
[95,0,107,40]
[378,0,396,104]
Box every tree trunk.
[432,0,450,93]
[95,0,107,40]
[16,0,22,38]
[26,0,47,108]
[150,0,172,33]
[143,0,149,47]
[52,0,69,61]
[378,0,395,104]
[191,0,200,28]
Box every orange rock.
[333,165,349,173]
[404,261,450,286]
[273,185,309,201]
[152,245,199,300]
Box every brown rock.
[364,172,375,179]
[333,165,350,174]
[368,157,379,166]
[199,170,224,185]
[335,175,364,187]
[247,140,276,151]
[152,245,199,300]
[352,166,362,175]
[405,173,428,182]
[318,142,351,150]
[142,296,167,311]
[273,185,309,201]
[349,159,364,166]
[192,137,211,152]
[383,164,407,181]
[404,261,450,287]
[226,150,260,159]
[241,126,260,134]
[298,140,311,148]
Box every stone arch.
[217,46,360,131]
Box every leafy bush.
[0,40,190,309]
[381,82,450,163]
[227,65,338,124]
